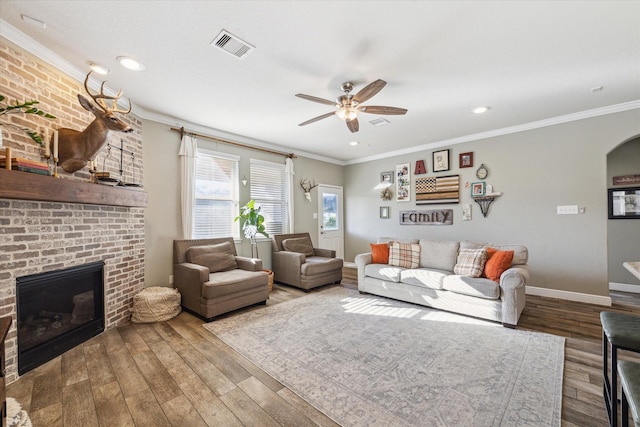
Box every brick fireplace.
[0,39,146,383]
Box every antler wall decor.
[56,71,133,173]
[300,178,319,201]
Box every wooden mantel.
[0,169,147,208]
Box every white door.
[317,185,344,259]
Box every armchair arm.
[175,262,209,284]
[314,247,336,258]
[499,265,529,326]
[174,262,210,313]
[272,251,306,286]
[236,256,263,272]
[355,252,372,289]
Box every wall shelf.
[473,193,501,217]
[0,169,147,208]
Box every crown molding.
[345,100,640,165]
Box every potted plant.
[0,95,57,146]
[234,199,269,258]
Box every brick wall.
[0,40,145,382]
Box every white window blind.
[250,159,289,236]
[193,150,240,240]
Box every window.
[250,159,290,236]
[193,149,239,239]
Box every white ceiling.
[1,1,639,164]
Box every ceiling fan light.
[336,107,357,121]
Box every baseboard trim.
[609,282,640,294]
[526,286,612,307]
[343,262,357,269]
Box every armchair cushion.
[301,257,343,275]
[187,242,238,272]
[202,269,269,299]
[282,237,315,256]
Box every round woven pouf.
[131,287,181,323]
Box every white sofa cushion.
[364,263,404,282]
[419,239,460,271]
[443,275,500,300]
[400,268,447,290]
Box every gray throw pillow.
[282,237,315,256]
[186,242,238,272]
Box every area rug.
[204,287,564,426]
[6,397,32,427]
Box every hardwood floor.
[7,271,640,426]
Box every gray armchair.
[173,238,269,321]
[271,233,343,290]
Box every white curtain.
[179,133,197,239]
[285,157,295,232]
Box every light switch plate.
[557,205,579,215]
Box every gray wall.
[607,137,640,287]
[142,119,344,287]
[344,109,640,297]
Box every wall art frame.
[471,182,485,197]
[396,163,411,202]
[380,171,394,184]
[380,206,390,219]
[608,186,640,219]
[433,149,450,172]
[459,152,474,168]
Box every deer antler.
[84,71,132,114]
[300,178,319,192]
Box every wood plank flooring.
[7,270,640,426]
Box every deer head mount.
[57,71,133,173]
[300,178,318,201]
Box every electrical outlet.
[557,205,579,215]
[313,213,318,219]
[169,275,173,284]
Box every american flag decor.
[415,175,460,205]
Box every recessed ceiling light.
[21,14,46,29]
[349,141,359,146]
[89,63,111,75]
[472,106,491,114]
[117,56,145,71]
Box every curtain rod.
[171,127,296,159]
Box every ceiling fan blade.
[358,105,408,115]
[346,117,359,133]
[353,79,387,103]
[295,93,337,106]
[298,111,336,126]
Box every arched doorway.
[606,136,640,304]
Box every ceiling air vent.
[369,117,390,126]
[211,30,255,59]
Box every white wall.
[344,109,640,297]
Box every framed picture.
[380,171,394,185]
[459,152,474,168]
[608,187,640,219]
[471,182,485,197]
[396,163,411,202]
[433,149,450,172]
[380,206,390,219]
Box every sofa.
[272,233,343,290]
[173,238,270,321]
[355,238,529,327]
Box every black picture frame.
[608,187,640,219]
[432,149,450,172]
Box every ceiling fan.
[296,79,408,133]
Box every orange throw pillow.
[370,243,390,264]
[484,247,514,282]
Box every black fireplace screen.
[16,261,105,375]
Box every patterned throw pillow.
[370,243,390,264]
[454,248,488,277]
[388,242,420,268]
[483,247,514,282]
